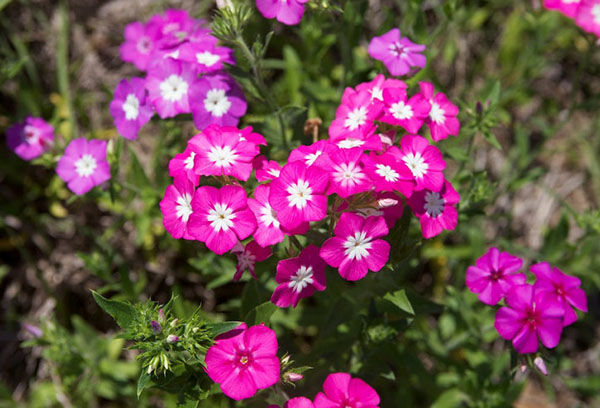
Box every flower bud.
[23,323,42,338]
[166,334,179,344]
[476,101,483,115]
[377,198,399,209]
[170,318,179,327]
[151,320,162,334]
[158,308,166,323]
[284,372,304,382]
[216,0,233,9]
[534,356,548,376]
[281,355,291,365]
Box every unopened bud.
[170,318,178,327]
[377,198,398,208]
[151,320,162,334]
[23,323,43,338]
[519,362,528,373]
[158,308,166,323]
[534,356,548,376]
[284,372,304,382]
[281,355,291,365]
[167,335,179,344]
[216,0,234,9]
[476,101,483,115]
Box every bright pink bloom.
[313,372,380,408]
[380,88,430,134]
[6,116,54,161]
[407,180,459,239]
[269,161,329,230]
[544,0,582,18]
[168,142,200,185]
[238,126,267,147]
[531,262,588,326]
[149,9,198,48]
[192,124,259,181]
[178,38,235,74]
[109,77,154,140]
[361,151,413,197]
[288,140,335,169]
[285,397,314,408]
[271,245,326,308]
[205,323,280,401]
[392,136,446,192]
[247,184,285,247]
[575,0,600,36]
[253,156,282,182]
[187,185,257,255]
[56,138,111,195]
[368,28,426,77]
[119,21,160,71]
[334,134,383,152]
[418,82,460,142]
[328,90,382,141]
[233,240,272,281]
[495,284,565,354]
[190,72,247,130]
[465,247,526,305]
[355,74,407,103]
[256,0,309,25]
[320,213,390,281]
[160,175,196,240]
[323,148,371,198]
[145,58,196,118]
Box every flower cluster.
[544,0,600,37]
[466,247,588,354]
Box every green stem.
[57,0,76,139]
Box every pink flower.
[392,136,446,192]
[190,72,247,130]
[269,161,329,230]
[187,185,257,255]
[178,38,235,74]
[407,180,459,239]
[238,126,267,147]
[355,74,407,103]
[361,151,413,197]
[192,124,259,182]
[253,155,282,182]
[380,88,430,134]
[285,397,315,408]
[320,213,390,281]
[233,240,272,281]
[334,134,383,152]
[313,372,380,408]
[575,0,600,36]
[465,247,526,305]
[323,147,371,198]
[109,77,154,140]
[531,262,588,326]
[418,82,460,142]
[288,140,335,169]
[247,184,286,247]
[368,28,426,77]
[145,58,196,118]
[271,245,326,308]
[544,0,582,18]
[160,175,196,240]
[56,138,111,195]
[328,90,382,141]
[256,0,309,25]
[119,21,160,71]
[495,284,564,354]
[205,323,280,401]
[149,9,198,48]
[6,117,54,161]
[168,143,200,185]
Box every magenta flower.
[56,138,111,195]
[418,82,460,142]
[495,284,565,354]
[285,397,315,408]
[179,38,235,75]
[531,262,588,326]
[253,155,282,182]
[313,372,380,408]
[323,148,371,198]
[380,88,430,134]
[334,134,383,152]
[575,1,600,36]
[149,9,197,48]
[205,323,280,401]
[355,74,408,103]
[320,213,390,281]
[160,175,196,240]
[544,0,582,18]
[256,0,309,26]
[238,126,267,147]
[328,90,382,141]
[269,161,329,230]
[392,136,446,192]
[361,151,413,197]
[190,72,247,130]
[368,28,426,77]
[109,77,154,140]
[168,142,200,186]
[233,240,272,281]
[407,180,459,239]
[192,124,259,182]
[145,58,196,118]
[187,185,257,255]
[288,140,335,169]
[465,247,526,305]
[247,184,286,247]
[271,245,326,308]
[119,21,160,71]
[6,116,54,161]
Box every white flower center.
[74,154,97,178]
[344,107,368,130]
[333,162,366,187]
[287,179,313,209]
[259,203,280,229]
[23,126,41,145]
[159,75,189,102]
[424,191,445,217]
[136,36,152,54]
[203,88,231,117]
[375,164,399,182]
[305,151,322,166]
[175,193,193,222]
[402,152,428,178]
[429,102,445,124]
[389,42,406,57]
[343,231,372,261]
[208,145,238,168]
[207,203,235,232]
[184,151,196,170]
[390,101,413,120]
[337,139,365,149]
[288,265,314,293]
[196,51,220,66]
[593,4,600,25]
[371,86,383,101]
[122,94,140,120]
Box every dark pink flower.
[313,372,380,408]
[119,21,160,71]
[253,155,282,182]
[392,136,446,192]
[368,28,426,77]
[575,1,600,36]
[407,180,459,239]
[355,74,407,103]
[288,140,336,169]
[160,175,196,240]
[418,82,460,142]
[328,90,382,141]
[145,58,196,118]
[256,0,309,25]
[233,240,272,281]
[544,0,582,18]
[6,116,54,161]
[285,397,315,408]
[465,247,526,305]
[56,138,111,195]
[361,151,413,197]
[190,72,247,130]
[109,77,154,140]
[149,9,198,48]
[322,147,371,198]
[380,88,430,134]
[168,142,200,186]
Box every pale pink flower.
[391,136,446,192]
[56,138,111,195]
[119,21,160,71]
[145,58,196,118]
[418,82,460,142]
[380,88,431,134]
[160,175,196,240]
[190,72,247,130]
[368,28,426,77]
[288,140,335,169]
[313,372,380,408]
[256,0,309,26]
[233,240,272,281]
[407,180,459,239]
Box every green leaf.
[205,321,243,338]
[482,130,502,150]
[91,290,137,330]
[431,388,471,408]
[244,302,277,326]
[383,289,415,316]
[137,371,151,398]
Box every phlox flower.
[145,58,196,118]
[495,284,564,354]
[56,138,110,195]
[407,180,459,239]
[271,244,326,308]
[233,240,272,281]
[205,323,280,401]
[159,175,196,240]
[149,9,197,48]
[190,72,247,130]
[256,0,309,26]
[361,151,413,197]
[544,0,582,18]
[313,372,380,408]
[531,262,588,326]
[119,21,160,71]
[418,82,460,142]
[334,134,383,151]
[465,247,526,305]
[392,136,446,192]
[269,161,329,230]
[6,116,54,161]
[285,397,315,408]
[323,147,372,198]
[192,124,259,181]
[288,140,336,169]
[178,39,235,74]
[575,0,600,36]
[168,142,200,185]
[328,90,382,141]
[355,74,407,103]
[368,28,426,77]
[109,77,154,140]
[380,88,430,134]
[187,185,256,255]
[253,156,282,182]
[320,213,390,281]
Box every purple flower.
[256,0,309,26]
[465,247,526,305]
[56,138,111,195]
[6,117,54,161]
[368,29,426,76]
[148,9,198,49]
[178,38,235,75]
[189,72,247,130]
[119,21,161,71]
[109,77,154,140]
[145,58,196,118]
